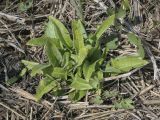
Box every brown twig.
[0,84,9,91]
[104,68,140,82]
[41,97,58,120]
[0,12,25,24]
[69,104,113,110]
[9,87,52,107]
[75,109,125,120]
[0,102,26,119]
[144,42,159,81]
[139,85,155,96]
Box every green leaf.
[45,18,58,39]
[121,0,130,10]
[90,96,103,105]
[51,89,65,96]
[106,37,118,50]
[27,36,47,46]
[71,76,92,90]
[89,78,99,88]
[127,33,141,46]
[31,64,50,77]
[90,70,103,88]
[138,46,145,58]
[115,7,126,19]
[51,67,67,79]
[62,52,70,68]
[77,47,88,66]
[96,71,103,81]
[87,47,102,63]
[77,67,83,78]
[27,36,62,48]
[83,60,98,82]
[22,60,39,70]
[49,40,62,61]
[77,20,87,39]
[72,20,85,53]
[93,14,115,41]
[46,40,62,66]
[127,33,145,58]
[69,90,87,101]
[107,55,148,74]
[35,77,57,101]
[102,91,118,98]
[105,66,122,73]
[6,76,19,85]
[107,7,115,16]
[46,43,58,66]
[42,65,53,75]
[89,71,103,88]
[19,0,33,12]
[47,16,72,49]
[114,99,134,109]
[19,68,27,77]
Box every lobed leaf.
[114,99,134,109]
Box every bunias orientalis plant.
[22,8,148,103]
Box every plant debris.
[0,0,160,119]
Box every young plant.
[19,0,33,12]
[22,11,148,102]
